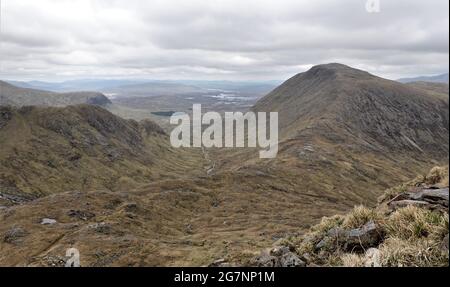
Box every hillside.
[213,63,449,229]
[0,64,448,267]
[0,81,111,107]
[244,166,448,267]
[0,105,206,205]
[406,82,449,100]
[253,64,448,155]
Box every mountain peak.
[305,63,372,79]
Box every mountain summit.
[254,63,449,156]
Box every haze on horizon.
[0,0,448,82]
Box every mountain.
[0,64,448,267]
[0,105,205,204]
[0,81,112,107]
[398,73,449,84]
[244,166,449,267]
[253,63,448,155]
[6,79,149,93]
[105,82,209,98]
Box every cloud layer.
[0,0,448,81]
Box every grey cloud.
[0,0,448,81]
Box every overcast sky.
[0,0,448,81]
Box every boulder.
[279,252,306,267]
[41,218,58,225]
[388,188,449,211]
[250,251,279,267]
[251,246,306,267]
[315,221,383,252]
[344,221,383,252]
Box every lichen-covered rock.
[315,221,383,252]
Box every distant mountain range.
[0,80,111,107]
[397,73,449,84]
[5,79,279,97]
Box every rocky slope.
[254,63,448,155]
[0,64,448,267]
[0,105,206,205]
[244,166,448,267]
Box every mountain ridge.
[0,80,112,107]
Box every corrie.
[170,104,279,159]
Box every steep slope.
[0,81,111,107]
[244,166,448,267]
[0,64,448,267]
[0,105,206,205]
[254,63,448,155]
[216,63,449,210]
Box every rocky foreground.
[214,166,449,267]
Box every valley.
[0,64,448,267]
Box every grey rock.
[345,221,382,252]
[409,188,449,206]
[389,200,430,209]
[250,252,280,267]
[315,221,383,252]
[389,188,449,211]
[279,252,306,267]
[41,218,57,225]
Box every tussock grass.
[385,206,448,240]
[378,237,448,267]
[379,166,449,203]
[288,166,449,267]
[342,205,383,229]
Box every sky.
[0,0,448,81]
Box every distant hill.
[397,73,449,84]
[0,81,111,107]
[107,82,209,98]
[6,79,149,93]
